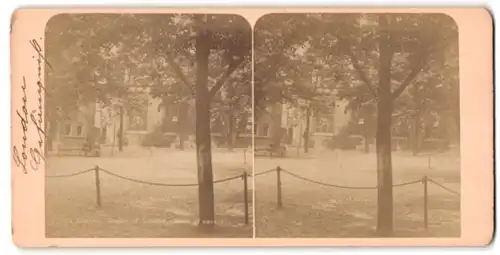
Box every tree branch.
[208,58,246,99]
[346,50,378,101]
[255,30,300,87]
[211,94,249,116]
[391,64,425,100]
[163,52,195,96]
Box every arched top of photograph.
[253,12,461,238]
[44,12,253,238]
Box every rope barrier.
[98,168,242,187]
[281,169,377,190]
[45,168,94,178]
[45,165,246,186]
[428,178,461,196]
[98,168,198,187]
[45,166,460,196]
[212,174,245,183]
[249,168,276,177]
[280,169,422,190]
[392,179,422,187]
[45,163,459,229]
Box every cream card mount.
[10,8,493,247]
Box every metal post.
[428,155,431,169]
[423,175,428,230]
[243,171,249,225]
[277,166,282,207]
[95,165,102,207]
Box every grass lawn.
[45,148,252,238]
[254,150,460,237]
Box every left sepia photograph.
[44,13,253,238]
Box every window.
[128,103,148,131]
[243,120,252,134]
[315,116,334,133]
[76,124,84,137]
[64,123,72,136]
[287,128,294,144]
[100,127,107,143]
[261,124,270,137]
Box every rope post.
[243,149,247,164]
[422,175,428,230]
[94,165,102,208]
[277,166,282,208]
[428,155,431,169]
[242,171,249,225]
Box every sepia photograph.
[10,7,493,247]
[253,13,460,238]
[43,13,253,238]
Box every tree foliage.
[46,14,252,141]
[254,13,459,145]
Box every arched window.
[128,100,149,131]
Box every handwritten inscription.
[13,39,48,174]
[13,77,29,173]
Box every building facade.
[254,98,351,151]
[51,91,166,152]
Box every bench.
[254,144,286,157]
[254,145,272,157]
[56,144,87,156]
[56,142,100,157]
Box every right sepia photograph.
[253,13,460,238]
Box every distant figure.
[83,137,101,157]
[82,138,90,157]
[270,128,286,157]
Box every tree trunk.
[237,111,249,146]
[178,102,188,150]
[195,26,215,229]
[376,14,394,236]
[160,96,170,133]
[86,102,99,154]
[225,83,237,151]
[412,83,421,155]
[304,106,311,153]
[179,132,185,150]
[227,111,236,151]
[118,105,124,152]
[376,96,394,236]
[364,128,370,153]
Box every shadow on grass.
[46,188,252,238]
[256,194,460,238]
